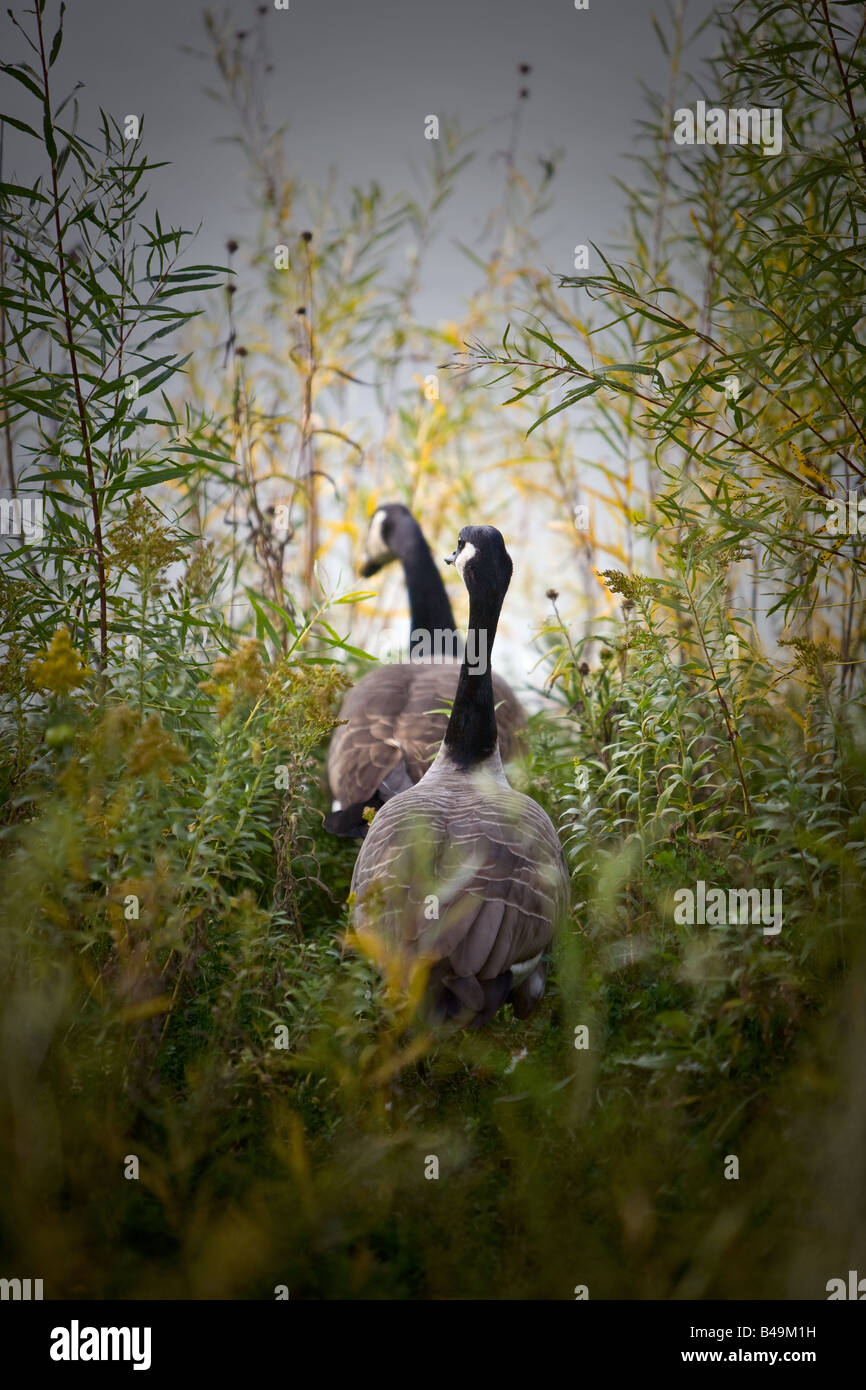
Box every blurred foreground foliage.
[1,0,864,1298]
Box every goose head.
[360,503,417,577]
[444,525,513,608]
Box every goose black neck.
[399,525,460,654]
[442,582,503,769]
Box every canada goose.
[350,525,569,1027]
[325,504,526,837]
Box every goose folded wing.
[327,665,416,806]
[353,794,567,984]
[490,674,528,761]
[418,809,566,979]
[394,665,462,777]
[393,667,526,774]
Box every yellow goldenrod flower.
[28,627,91,697]
[199,638,267,719]
[127,713,187,780]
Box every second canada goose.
[325,505,526,837]
[351,525,569,1027]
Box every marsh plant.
[0,0,864,1299]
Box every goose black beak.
[360,554,385,578]
[444,550,457,566]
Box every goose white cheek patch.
[365,509,390,563]
[455,541,476,578]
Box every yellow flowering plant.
[27,628,92,699]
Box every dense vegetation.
[1,0,863,1298]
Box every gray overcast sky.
[5,0,718,317]
[2,0,721,679]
